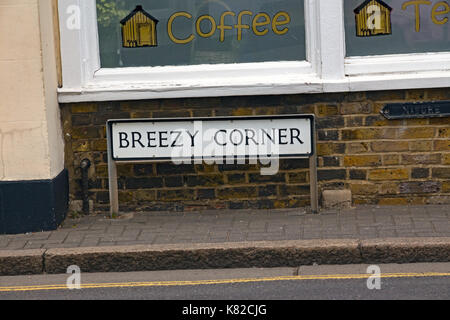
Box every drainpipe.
[80,159,91,215]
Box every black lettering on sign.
[147,132,157,148]
[159,131,169,148]
[382,101,450,119]
[230,129,244,146]
[245,129,259,146]
[187,131,199,147]
[119,132,130,148]
[290,128,304,144]
[262,129,276,145]
[132,132,145,148]
[279,128,289,145]
[171,131,183,147]
[214,130,227,146]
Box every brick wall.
[60,88,450,212]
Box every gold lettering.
[168,9,294,43]
[402,0,432,32]
[196,15,217,38]
[432,1,449,25]
[217,11,236,42]
[235,11,253,41]
[272,12,291,35]
[168,12,195,44]
[252,13,270,36]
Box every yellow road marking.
[0,272,449,292]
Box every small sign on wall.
[381,101,450,119]
[354,0,392,37]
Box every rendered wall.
[0,0,64,181]
[0,0,67,234]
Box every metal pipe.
[80,159,91,215]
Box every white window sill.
[345,52,450,76]
[57,69,450,103]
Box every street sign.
[108,115,315,161]
[106,115,318,216]
[381,101,450,119]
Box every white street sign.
[108,115,315,161]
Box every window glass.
[345,0,450,57]
[97,0,306,68]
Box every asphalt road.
[0,263,448,301]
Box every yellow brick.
[71,104,98,113]
[369,168,409,181]
[366,117,401,127]
[350,184,379,195]
[404,119,428,126]
[344,155,381,167]
[232,108,254,116]
[121,100,160,111]
[117,164,133,176]
[342,128,396,140]
[429,118,450,125]
[254,107,278,115]
[371,141,409,152]
[345,116,364,127]
[340,102,372,115]
[130,112,151,119]
[426,88,450,100]
[273,199,309,209]
[317,143,345,156]
[373,103,384,114]
[317,104,339,117]
[444,154,450,165]
[378,198,408,205]
[354,198,375,205]
[434,140,450,151]
[401,153,441,165]
[438,128,450,138]
[135,190,156,201]
[380,182,399,195]
[273,200,289,209]
[409,197,426,205]
[367,91,404,102]
[346,142,370,154]
[91,139,107,151]
[118,191,134,202]
[196,164,218,173]
[405,89,426,100]
[95,165,108,178]
[443,182,450,193]
[383,155,400,165]
[409,141,432,152]
[72,141,90,152]
[397,128,435,139]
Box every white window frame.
[57,0,450,103]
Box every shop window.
[97,0,306,68]
[345,0,450,57]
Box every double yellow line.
[0,272,449,292]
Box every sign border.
[107,114,316,162]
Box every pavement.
[0,205,449,276]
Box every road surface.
[0,263,448,301]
